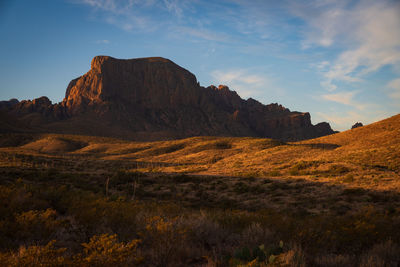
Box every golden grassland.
[0,114,399,266]
[2,114,399,190]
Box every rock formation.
[0,56,335,141]
[351,122,363,129]
[0,98,19,110]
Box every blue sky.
[0,0,399,131]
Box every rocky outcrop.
[1,56,335,140]
[0,99,19,110]
[351,122,363,129]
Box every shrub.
[214,140,232,149]
[343,174,354,183]
[273,245,306,267]
[327,164,350,175]
[289,161,315,175]
[15,208,63,245]
[80,233,141,266]
[314,254,354,267]
[360,240,400,267]
[0,240,68,267]
[240,223,273,249]
[142,216,187,266]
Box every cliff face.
[1,56,335,140]
[64,56,203,114]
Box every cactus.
[268,254,276,264]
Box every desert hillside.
[2,114,398,191]
[0,114,399,266]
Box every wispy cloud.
[77,0,175,32]
[320,90,371,111]
[316,110,364,130]
[211,69,274,99]
[387,78,400,100]
[291,0,350,49]
[163,0,183,17]
[321,91,358,106]
[95,39,110,44]
[174,26,231,42]
[297,0,400,91]
[316,110,389,131]
[77,0,235,42]
[81,0,135,14]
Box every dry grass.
[1,114,399,190]
[0,114,398,214]
[0,114,399,265]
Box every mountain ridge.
[0,56,335,141]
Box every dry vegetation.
[0,114,399,266]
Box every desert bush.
[141,216,188,266]
[231,241,284,266]
[360,240,400,267]
[343,173,354,183]
[79,233,141,267]
[273,245,306,267]
[327,164,350,175]
[240,223,273,249]
[314,253,354,267]
[15,208,64,244]
[68,195,140,239]
[187,212,241,263]
[110,170,139,187]
[0,240,69,267]
[289,161,316,175]
[214,140,232,149]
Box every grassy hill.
[0,114,399,266]
[3,113,399,188]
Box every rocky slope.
[0,56,335,140]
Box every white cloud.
[320,80,336,92]
[211,69,272,99]
[95,39,110,44]
[387,78,400,99]
[316,110,366,131]
[174,26,231,42]
[320,90,371,111]
[77,0,232,42]
[163,0,183,17]
[316,61,330,70]
[297,0,400,91]
[81,0,133,14]
[321,91,357,106]
[77,0,183,32]
[316,109,392,131]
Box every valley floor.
[0,114,399,266]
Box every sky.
[0,0,399,131]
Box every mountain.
[1,56,335,141]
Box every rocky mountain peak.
[1,56,336,141]
[64,56,201,115]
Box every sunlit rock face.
[1,56,335,141]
